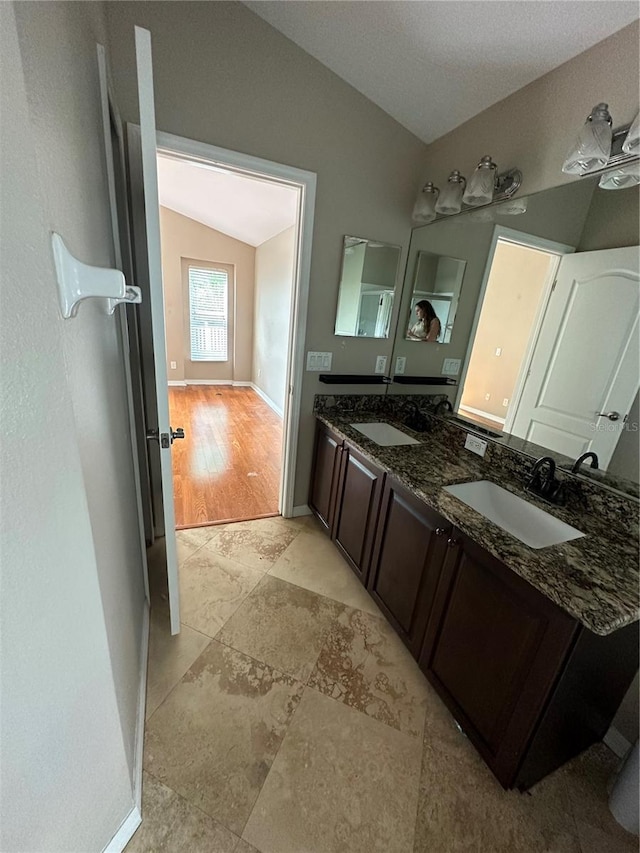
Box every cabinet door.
[332,444,384,584]
[420,530,577,788]
[308,423,341,532]
[367,478,450,657]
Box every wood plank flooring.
[168,385,282,528]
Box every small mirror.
[405,251,466,343]
[335,236,402,338]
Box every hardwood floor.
[168,385,282,528]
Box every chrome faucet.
[434,399,453,416]
[527,456,565,505]
[571,451,599,474]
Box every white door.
[510,246,639,468]
[131,26,181,634]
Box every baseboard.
[292,504,312,517]
[458,404,506,425]
[103,599,149,853]
[183,379,233,385]
[604,726,632,758]
[250,383,284,418]
[167,380,186,386]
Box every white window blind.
[188,266,228,361]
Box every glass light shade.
[412,182,439,224]
[497,198,528,215]
[462,155,497,206]
[622,111,640,156]
[435,171,466,215]
[562,103,612,175]
[598,162,640,190]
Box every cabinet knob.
[447,537,459,547]
[435,527,447,536]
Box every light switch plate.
[464,434,488,457]
[442,358,461,376]
[375,355,387,374]
[395,356,406,374]
[306,351,332,371]
[170,361,177,370]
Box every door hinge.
[551,279,557,292]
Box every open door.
[510,246,639,467]
[128,26,182,634]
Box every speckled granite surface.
[314,400,639,637]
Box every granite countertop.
[316,411,640,637]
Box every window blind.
[188,266,228,361]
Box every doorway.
[153,136,311,529]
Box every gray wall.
[104,0,428,507]
[1,2,145,849]
[253,226,296,414]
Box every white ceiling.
[156,155,299,247]
[244,1,639,144]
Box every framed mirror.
[405,251,466,343]
[334,236,402,338]
[389,177,640,494]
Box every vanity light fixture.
[562,103,640,178]
[435,170,466,215]
[598,161,640,190]
[463,155,498,206]
[412,181,439,224]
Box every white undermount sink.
[350,422,420,447]
[444,480,585,550]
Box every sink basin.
[351,422,420,447]
[444,480,585,549]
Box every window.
[188,266,228,361]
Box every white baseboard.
[458,404,506,425]
[168,380,186,386]
[604,726,632,758]
[103,600,149,853]
[292,504,312,517]
[251,383,283,418]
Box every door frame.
[454,226,574,418]
[154,130,316,517]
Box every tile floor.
[128,515,636,853]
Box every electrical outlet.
[495,347,502,357]
[464,434,488,457]
[170,361,177,370]
[395,356,406,374]
[502,398,509,407]
[442,358,461,376]
[485,392,491,401]
[375,355,387,374]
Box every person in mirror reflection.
[408,300,441,342]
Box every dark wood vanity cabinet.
[308,422,342,532]
[367,477,451,656]
[419,529,639,789]
[332,444,384,583]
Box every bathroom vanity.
[309,400,639,791]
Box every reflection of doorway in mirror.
[459,239,559,432]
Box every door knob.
[596,411,620,421]
[170,427,185,443]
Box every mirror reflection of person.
[407,300,441,342]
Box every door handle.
[171,427,185,443]
[596,411,620,421]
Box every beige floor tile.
[217,575,344,682]
[309,606,429,736]
[242,688,422,853]
[415,695,581,853]
[177,525,220,564]
[206,525,298,571]
[562,743,637,851]
[125,772,239,853]
[144,641,304,836]
[179,543,264,637]
[269,529,382,615]
[218,515,314,538]
[145,604,211,719]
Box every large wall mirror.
[334,236,402,338]
[389,177,640,493]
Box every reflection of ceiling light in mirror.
[562,103,612,175]
[467,208,495,222]
[622,111,640,156]
[598,162,640,190]
[497,198,528,215]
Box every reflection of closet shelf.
[392,376,457,385]
[319,374,391,385]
